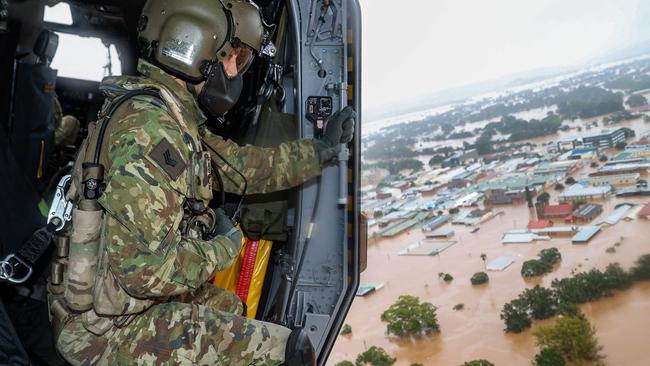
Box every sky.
[44,1,650,113]
[359,0,650,111]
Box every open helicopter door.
[279,0,362,363]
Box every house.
[589,173,640,187]
[527,220,552,229]
[376,189,393,200]
[538,203,574,220]
[392,180,412,192]
[569,147,598,160]
[421,215,450,233]
[484,188,527,206]
[558,183,612,202]
[565,204,603,223]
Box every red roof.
[542,204,574,217]
[639,203,650,218]
[528,220,552,229]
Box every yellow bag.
[212,237,272,318]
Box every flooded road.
[330,195,650,365]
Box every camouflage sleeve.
[201,129,322,195]
[97,101,240,298]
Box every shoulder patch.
[149,138,187,180]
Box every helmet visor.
[222,45,255,79]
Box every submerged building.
[582,128,627,148]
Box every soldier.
[49,0,354,365]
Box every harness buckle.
[47,175,73,232]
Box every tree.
[337,362,355,366]
[470,272,489,285]
[428,155,446,166]
[453,303,465,311]
[537,191,550,204]
[556,301,582,318]
[355,346,396,366]
[603,263,632,290]
[534,348,566,366]
[631,254,650,280]
[480,253,487,269]
[626,94,647,107]
[462,360,495,366]
[538,248,562,265]
[599,155,608,162]
[615,141,627,150]
[533,316,602,364]
[340,324,352,335]
[449,207,460,214]
[501,298,532,333]
[521,259,552,278]
[521,286,557,320]
[565,176,576,185]
[380,295,440,336]
[554,183,565,191]
[439,272,454,282]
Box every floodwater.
[415,112,650,153]
[330,193,650,365]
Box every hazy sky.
[360,0,650,111]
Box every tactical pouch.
[64,202,102,312]
[92,248,155,316]
[49,297,73,341]
[240,201,288,241]
[189,150,213,205]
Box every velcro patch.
[149,138,186,180]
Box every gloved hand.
[313,106,356,166]
[211,208,243,248]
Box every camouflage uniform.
[53,96,80,146]
[53,59,322,365]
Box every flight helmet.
[138,0,267,83]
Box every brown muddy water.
[330,195,650,365]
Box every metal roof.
[530,226,577,234]
[398,240,455,256]
[560,184,612,199]
[599,204,632,225]
[572,226,601,243]
[424,229,455,238]
[502,233,551,243]
[486,256,515,271]
[574,204,603,219]
[421,215,450,231]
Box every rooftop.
[599,204,633,225]
[559,183,612,199]
[527,220,551,229]
[572,226,601,243]
[573,203,603,219]
[542,204,574,216]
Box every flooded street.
[330,195,650,365]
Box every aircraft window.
[49,33,122,81]
[43,3,73,26]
